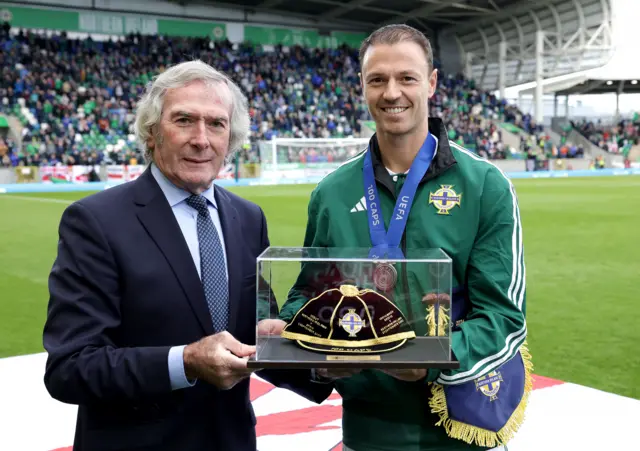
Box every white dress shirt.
[150,163,228,390]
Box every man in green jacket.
[278,24,530,451]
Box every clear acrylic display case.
[248,247,459,369]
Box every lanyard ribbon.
[363,132,437,259]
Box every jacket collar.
[367,117,457,195]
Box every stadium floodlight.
[257,137,370,182]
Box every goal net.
[257,137,370,182]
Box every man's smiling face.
[360,40,437,137]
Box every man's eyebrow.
[366,70,421,79]
[170,111,228,122]
[170,110,194,118]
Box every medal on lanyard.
[363,132,437,292]
[373,262,397,292]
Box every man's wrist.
[183,343,198,380]
[168,345,196,390]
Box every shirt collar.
[150,163,217,209]
[385,134,439,176]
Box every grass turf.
[0,176,638,399]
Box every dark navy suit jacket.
[43,167,332,451]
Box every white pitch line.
[0,194,73,205]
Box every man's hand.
[379,368,427,382]
[315,368,362,380]
[183,331,256,390]
[257,319,287,336]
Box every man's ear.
[147,125,158,152]
[428,68,438,98]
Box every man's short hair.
[359,24,434,72]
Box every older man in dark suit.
[42,59,331,451]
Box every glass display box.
[248,247,459,369]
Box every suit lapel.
[134,169,214,336]
[215,187,243,334]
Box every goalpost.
[257,137,370,181]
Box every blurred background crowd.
[0,25,615,169]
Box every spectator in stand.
[518,130,584,167]
[0,136,22,167]
[0,137,8,167]
[573,117,639,160]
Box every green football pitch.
[0,176,639,400]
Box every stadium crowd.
[522,132,585,159]
[1,25,550,168]
[572,117,638,159]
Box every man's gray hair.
[133,60,250,163]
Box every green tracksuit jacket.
[278,118,527,451]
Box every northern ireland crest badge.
[429,185,462,215]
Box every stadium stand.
[0,24,574,168]
[572,117,639,158]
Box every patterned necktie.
[186,194,229,332]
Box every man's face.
[360,41,437,137]
[148,80,232,194]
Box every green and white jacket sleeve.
[433,167,527,386]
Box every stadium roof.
[448,0,615,91]
[552,65,640,96]
[184,0,613,92]
[190,0,522,36]
[502,0,637,98]
[503,72,640,98]
[554,79,640,96]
